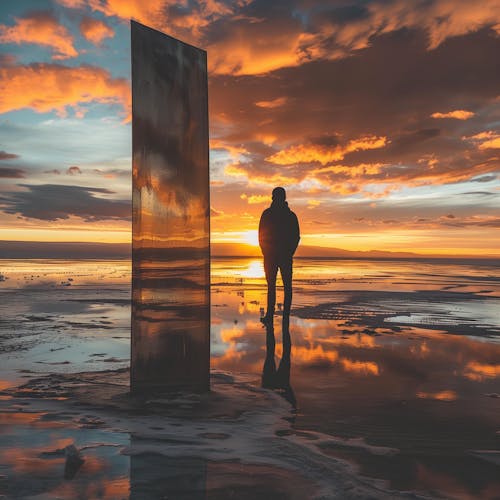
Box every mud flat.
[0,368,420,499]
[1,258,499,498]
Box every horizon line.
[0,240,498,260]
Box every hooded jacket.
[258,200,300,259]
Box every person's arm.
[258,211,268,254]
[289,212,300,255]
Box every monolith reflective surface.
[131,21,210,393]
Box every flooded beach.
[0,257,499,499]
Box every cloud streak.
[0,63,130,119]
[0,168,25,178]
[0,151,19,160]
[431,110,475,120]
[267,136,387,166]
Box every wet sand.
[1,258,499,498]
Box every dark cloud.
[470,175,497,183]
[461,191,496,196]
[209,27,500,190]
[44,169,61,175]
[0,184,130,221]
[0,167,25,178]
[0,150,19,160]
[439,217,500,228]
[66,166,82,175]
[318,3,370,24]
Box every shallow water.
[0,258,499,499]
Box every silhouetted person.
[259,187,300,326]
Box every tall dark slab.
[131,21,210,393]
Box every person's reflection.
[261,316,296,408]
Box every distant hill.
[0,241,131,259]
[0,240,497,260]
[211,243,499,260]
[212,242,422,259]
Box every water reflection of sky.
[0,258,499,498]
[211,258,500,498]
[0,410,129,499]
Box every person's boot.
[260,312,273,326]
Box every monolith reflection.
[131,21,210,393]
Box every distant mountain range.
[0,240,497,260]
[0,241,132,259]
[211,242,424,259]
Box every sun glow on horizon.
[238,259,265,278]
[243,230,259,247]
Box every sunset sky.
[0,0,499,255]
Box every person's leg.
[263,256,278,322]
[279,256,293,317]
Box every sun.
[240,259,265,278]
[242,230,259,247]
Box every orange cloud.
[0,11,77,60]
[464,361,500,381]
[209,138,248,158]
[341,358,380,376]
[290,344,339,365]
[103,478,130,498]
[313,163,385,176]
[54,0,500,76]
[52,0,500,79]
[225,162,301,185]
[57,0,243,40]
[267,136,387,166]
[220,325,245,343]
[89,0,167,28]
[255,97,288,108]
[464,130,500,150]
[416,390,457,401]
[478,137,500,150]
[307,0,500,61]
[240,194,269,204]
[207,0,500,75]
[417,1,500,49]
[208,31,308,75]
[56,0,87,6]
[468,131,496,140]
[0,63,130,119]
[307,199,321,208]
[431,110,475,120]
[80,16,115,45]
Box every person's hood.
[270,200,290,210]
